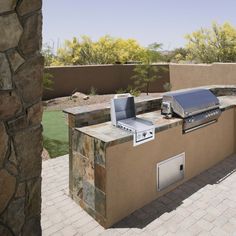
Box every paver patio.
[42,154,236,236]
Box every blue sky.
[43,0,236,50]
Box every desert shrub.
[163,82,172,92]
[89,86,97,95]
[43,72,54,90]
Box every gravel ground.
[43,92,162,111]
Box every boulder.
[83,95,89,100]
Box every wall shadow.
[112,154,236,229]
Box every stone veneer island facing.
[64,85,236,228]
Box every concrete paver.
[42,154,236,235]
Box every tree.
[53,37,82,65]
[159,48,188,62]
[131,64,159,95]
[171,47,188,62]
[146,43,162,63]
[185,22,236,63]
[42,43,56,66]
[51,35,149,65]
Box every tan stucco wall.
[44,64,169,100]
[170,63,236,90]
[105,108,235,226]
[45,63,236,100]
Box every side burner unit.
[161,89,221,133]
[111,94,155,146]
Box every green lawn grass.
[42,111,68,158]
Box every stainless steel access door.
[157,153,185,191]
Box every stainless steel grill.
[161,89,221,133]
[111,94,155,146]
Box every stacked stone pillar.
[0,1,43,235]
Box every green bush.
[43,72,54,91]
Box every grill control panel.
[184,108,221,132]
[117,120,155,146]
[135,129,154,144]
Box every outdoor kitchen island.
[65,86,236,228]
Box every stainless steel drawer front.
[157,153,185,191]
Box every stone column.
[0,1,43,235]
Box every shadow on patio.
[42,154,236,235]
[113,154,236,229]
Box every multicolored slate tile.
[95,164,106,192]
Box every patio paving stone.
[42,154,236,235]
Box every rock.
[0,0,17,14]
[8,102,42,132]
[19,13,42,56]
[27,102,43,126]
[0,224,12,236]
[7,49,25,72]
[83,95,89,100]
[47,99,55,104]
[41,148,50,161]
[25,178,41,218]
[15,182,26,198]
[22,217,41,236]
[14,56,43,106]
[13,125,42,180]
[0,91,22,120]
[0,53,12,90]
[0,169,16,214]
[0,13,23,51]
[17,0,42,16]
[5,162,18,176]
[7,115,28,133]
[0,122,8,168]
[3,198,25,235]
[9,142,17,166]
[72,92,80,98]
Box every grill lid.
[110,94,136,125]
[162,89,220,117]
[110,94,155,146]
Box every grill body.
[161,89,221,132]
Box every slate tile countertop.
[75,95,236,146]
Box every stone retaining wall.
[0,1,43,235]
